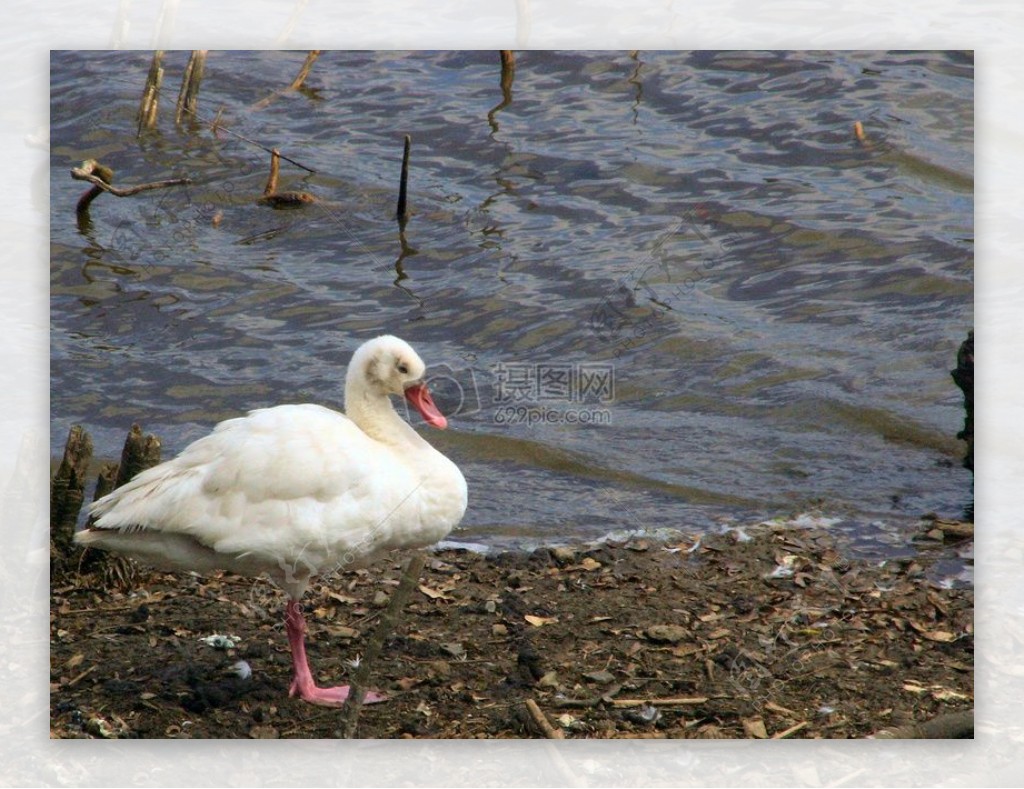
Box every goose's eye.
[397,362,409,375]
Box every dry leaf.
[765,700,799,717]
[525,614,558,627]
[418,584,453,601]
[931,687,971,702]
[742,717,769,739]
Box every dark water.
[50,50,973,560]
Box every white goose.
[76,335,468,707]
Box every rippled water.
[50,50,973,556]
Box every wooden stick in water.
[500,50,515,77]
[288,50,322,91]
[853,120,868,145]
[256,148,316,208]
[71,160,191,215]
[175,50,207,125]
[396,134,411,222]
[251,50,322,110]
[137,51,164,136]
[74,161,115,215]
[263,148,281,196]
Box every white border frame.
[11,2,1016,785]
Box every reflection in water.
[50,50,973,555]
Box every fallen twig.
[71,165,192,196]
[772,720,809,739]
[765,700,800,717]
[340,553,426,738]
[524,698,564,739]
[73,162,114,216]
[64,665,97,688]
[611,696,708,708]
[552,683,623,708]
[71,160,191,216]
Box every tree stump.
[51,423,162,586]
[951,330,973,472]
[114,423,162,488]
[50,425,93,563]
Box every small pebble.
[645,624,689,643]
[200,634,240,650]
[551,547,577,565]
[230,660,252,680]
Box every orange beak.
[404,382,447,429]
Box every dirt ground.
[50,517,972,739]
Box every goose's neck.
[344,384,423,448]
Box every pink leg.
[284,600,386,706]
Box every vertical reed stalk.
[137,51,164,136]
[396,134,411,222]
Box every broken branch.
[524,698,565,739]
[340,553,426,738]
[611,696,709,708]
[71,159,191,216]
[251,50,322,110]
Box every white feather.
[78,336,468,599]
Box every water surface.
[50,50,973,559]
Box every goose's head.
[348,335,448,429]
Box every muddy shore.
[50,518,972,739]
